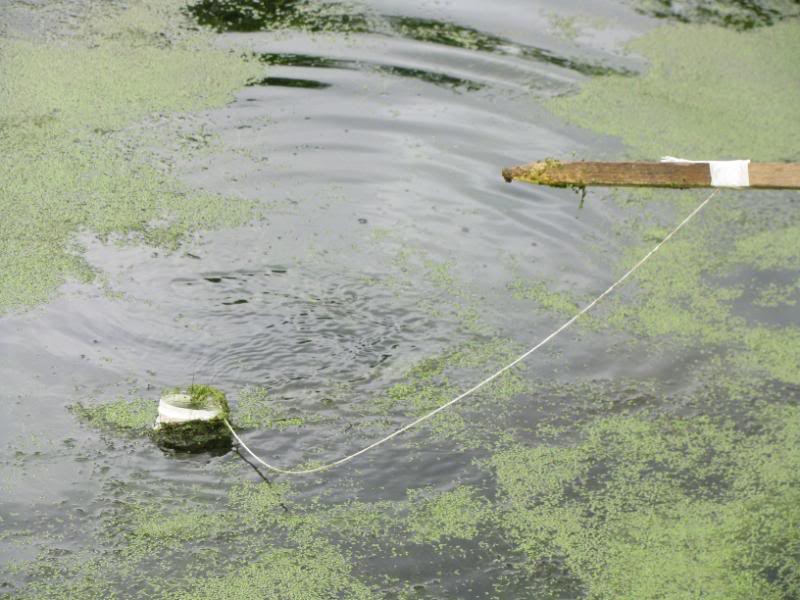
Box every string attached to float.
[225,188,720,476]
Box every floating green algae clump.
[9,473,378,599]
[508,278,580,317]
[492,407,800,599]
[170,541,374,600]
[73,397,158,432]
[370,337,527,445]
[0,0,263,312]
[235,386,305,429]
[550,22,800,161]
[407,485,491,545]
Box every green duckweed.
[507,278,581,317]
[72,398,157,432]
[75,385,234,450]
[550,22,800,161]
[370,337,527,445]
[730,225,800,270]
[7,3,800,600]
[407,485,491,545]
[520,21,800,388]
[492,407,800,599]
[0,0,263,312]
[234,386,305,429]
[490,19,800,597]
[168,540,374,600]
[753,280,799,307]
[227,480,291,529]
[129,506,229,546]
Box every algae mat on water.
[4,4,800,600]
[0,0,263,312]
[492,405,800,600]
[489,18,800,599]
[542,21,800,388]
[551,21,800,161]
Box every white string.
[226,189,719,476]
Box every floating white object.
[155,393,222,427]
[661,156,751,188]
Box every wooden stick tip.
[502,161,559,185]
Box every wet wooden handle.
[750,163,800,188]
[502,161,800,189]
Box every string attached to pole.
[225,188,720,476]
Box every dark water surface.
[1,1,798,598]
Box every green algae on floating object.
[153,385,232,452]
[74,386,233,451]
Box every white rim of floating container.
[155,393,222,427]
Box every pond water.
[1,1,799,598]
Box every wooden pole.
[502,160,800,190]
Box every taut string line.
[225,189,719,476]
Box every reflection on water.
[187,0,376,32]
[257,52,486,91]
[385,15,627,76]
[189,0,628,77]
[248,75,333,88]
[634,0,800,29]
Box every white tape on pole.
[661,156,750,188]
[709,160,750,188]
